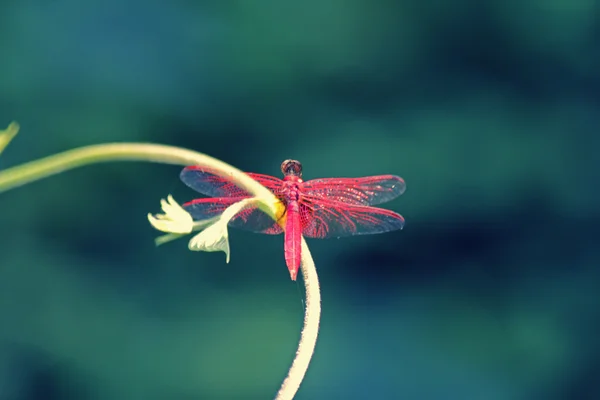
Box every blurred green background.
[1,1,599,399]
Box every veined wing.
[299,197,404,238]
[180,166,283,198]
[301,175,405,206]
[182,197,283,234]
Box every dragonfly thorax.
[281,180,301,202]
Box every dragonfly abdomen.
[283,200,302,281]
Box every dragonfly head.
[281,159,303,177]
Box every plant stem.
[0,142,321,399]
[0,143,274,208]
[275,237,321,400]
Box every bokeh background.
[1,1,599,399]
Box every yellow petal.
[186,198,258,263]
[153,218,218,246]
[188,221,230,262]
[147,195,193,234]
[0,122,20,155]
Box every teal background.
[1,1,599,399]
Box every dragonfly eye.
[281,159,303,177]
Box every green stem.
[0,142,321,399]
[275,237,321,400]
[0,143,274,207]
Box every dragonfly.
[180,160,406,280]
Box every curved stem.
[275,237,321,400]
[0,141,321,399]
[0,143,274,211]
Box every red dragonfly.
[180,160,405,280]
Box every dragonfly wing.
[299,197,405,238]
[301,175,405,206]
[180,166,283,197]
[183,197,283,234]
